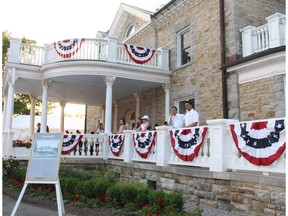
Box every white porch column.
[134,92,140,119]
[40,80,52,133]
[2,93,7,131]
[3,69,17,157]
[29,95,37,136]
[60,102,66,132]
[123,130,134,163]
[156,47,169,71]
[113,101,118,132]
[207,119,239,172]
[162,83,170,122]
[107,37,118,63]
[104,76,116,133]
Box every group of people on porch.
[113,99,199,134]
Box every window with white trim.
[125,24,135,38]
[177,28,191,67]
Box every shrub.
[3,157,20,179]
[79,179,112,199]
[60,177,81,198]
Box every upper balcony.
[241,13,286,57]
[7,37,169,71]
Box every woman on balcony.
[115,118,126,134]
[136,115,150,131]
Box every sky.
[1,0,169,46]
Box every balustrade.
[11,118,286,174]
[241,13,286,57]
[8,38,168,71]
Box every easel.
[11,179,65,216]
[11,133,65,216]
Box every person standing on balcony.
[36,123,41,133]
[115,118,126,133]
[95,122,104,134]
[183,100,199,128]
[137,115,150,131]
[168,106,185,128]
[133,117,142,130]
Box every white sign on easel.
[11,133,65,216]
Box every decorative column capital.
[162,82,170,92]
[134,92,140,99]
[104,76,116,86]
[42,80,52,89]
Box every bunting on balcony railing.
[169,127,208,161]
[62,134,83,154]
[54,38,85,58]
[133,131,157,158]
[230,119,286,166]
[108,134,125,156]
[124,44,155,64]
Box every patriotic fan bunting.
[169,127,208,161]
[54,38,84,58]
[62,134,83,154]
[124,44,155,64]
[133,131,157,158]
[230,119,286,166]
[108,134,125,156]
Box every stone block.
[212,184,230,195]
[254,189,270,203]
[231,201,249,212]
[264,208,276,215]
[146,170,159,181]
[271,192,285,206]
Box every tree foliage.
[2,31,55,115]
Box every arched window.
[125,24,135,38]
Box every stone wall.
[86,105,104,133]
[239,74,285,121]
[59,160,285,216]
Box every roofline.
[151,0,177,18]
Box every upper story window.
[177,28,191,67]
[125,24,135,38]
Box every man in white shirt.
[168,106,184,128]
[183,100,199,127]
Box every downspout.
[219,0,228,118]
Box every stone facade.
[61,161,285,215]
[86,0,286,128]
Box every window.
[125,24,135,38]
[177,28,191,66]
[177,98,195,115]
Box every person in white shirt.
[183,100,199,127]
[168,106,184,128]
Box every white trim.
[176,27,190,67]
[227,51,285,84]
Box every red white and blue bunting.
[169,127,208,161]
[108,134,125,156]
[133,131,157,158]
[124,44,155,64]
[62,134,83,154]
[54,38,84,58]
[230,119,286,166]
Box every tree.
[2,32,56,115]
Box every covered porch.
[3,37,171,157]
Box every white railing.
[241,13,286,57]
[8,38,169,71]
[19,44,45,66]
[44,39,108,64]
[11,118,285,174]
[117,43,160,69]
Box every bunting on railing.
[230,119,286,166]
[124,44,155,64]
[54,38,84,58]
[62,134,83,154]
[169,127,208,161]
[133,131,157,158]
[108,134,125,156]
